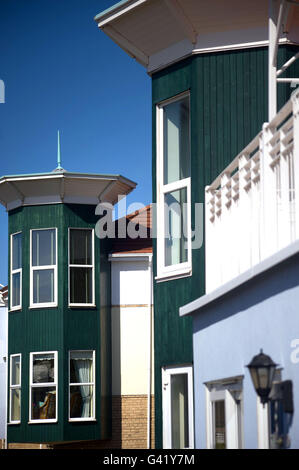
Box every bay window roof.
[0,170,136,211]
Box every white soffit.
[96,0,299,73]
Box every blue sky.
[0,0,152,284]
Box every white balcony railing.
[205,88,299,293]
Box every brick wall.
[8,395,155,450]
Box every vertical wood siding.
[7,203,111,444]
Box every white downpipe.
[147,254,153,449]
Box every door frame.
[162,364,194,449]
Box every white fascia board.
[180,238,299,318]
[95,0,148,28]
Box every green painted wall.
[152,45,299,448]
[7,203,111,444]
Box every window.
[69,351,95,421]
[206,378,243,449]
[69,229,94,306]
[30,229,57,308]
[9,354,21,423]
[156,93,191,280]
[29,352,57,422]
[162,365,194,449]
[10,232,22,310]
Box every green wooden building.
[95,0,299,449]
[0,168,136,446]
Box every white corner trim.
[180,238,299,317]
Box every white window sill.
[9,307,22,313]
[69,304,96,308]
[29,303,58,309]
[69,418,97,423]
[8,421,21,425]
[155,268,192,283]
[28,419,57,424]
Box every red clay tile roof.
[0,284,8,303]
[111,204,152,254]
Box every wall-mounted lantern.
[246,349,278,406]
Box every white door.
[162,365,194,449]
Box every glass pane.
[12,272,21,307]
[32,229,56,266]
[163,96,190,185]
[70,267,92,304]
[11,356,21,386]
[213,400,226,449]
[70,385,94,419]
[31,387,56,420]
[258,367,270,389]
[70,229,92,265]
[12,233,22,270]
[165,188,188,266]
[10,389,20,421]
[70,351,93,384]
[32,354,55,384]
[171,373,189,449]
[33,269,54,304]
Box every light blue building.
[181,242,299,449]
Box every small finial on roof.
[53,130,65,173]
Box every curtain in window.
[73,358,93,418]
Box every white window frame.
[29,351,58,424]
[10,232,22,311]
[68,228,95,307]
[68,350,96,422]
[30,228,58,308]
[9,354,21,424]
[206,378,243,449]
[156,92,192,281]
[162,364,194,449]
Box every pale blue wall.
[193,253,299,449]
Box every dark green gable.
[152,45,299,448]
[7,203,111,444]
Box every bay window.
[10,232,22,310]
[69,350,95,421]
[9,354,21,423]
[30,228,57,307]
[156,92,191,279]
[69,228,94,306]
[29,351,57,422]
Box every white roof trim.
[96,0,148,28]
[180,238,299,317]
